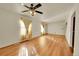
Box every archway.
[19,19,27,41]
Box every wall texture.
[48,20,66,35]
[74,4,79,56]
[0,8,20,48]
[32,19,41,37]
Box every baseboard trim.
[0,40,29,49]
[0,33,64,49]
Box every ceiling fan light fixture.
[29,11,32,14]
[29,10,36,16]
[22,3,43,16]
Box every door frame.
[71,12,76,53]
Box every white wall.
[48,20,66,35]
[32,19,41,37]
[74,4,79,56]
[0,8,21,48]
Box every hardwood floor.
[0,34,72,56]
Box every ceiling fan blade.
[22,10,29,12]
[24,5,30,9]
[31,3,33,7]
[35,10,43,14]
[34,3,42,9]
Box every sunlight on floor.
[18,46,28,56]
[39,36,46,47]
[18,44,38,56]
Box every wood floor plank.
[0,34,72,56]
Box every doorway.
[19,19,27,42]
[19,17,32,41]
[71,12,76,53]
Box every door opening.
[72,12,76,53]
[19,19,27,41]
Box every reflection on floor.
[0,34,72,56]
[18,44,38,56]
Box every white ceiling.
[0,3,74,23]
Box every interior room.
[0,3,79,56]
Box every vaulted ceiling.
[0,3,74,23]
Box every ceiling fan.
[22,3,43,16]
